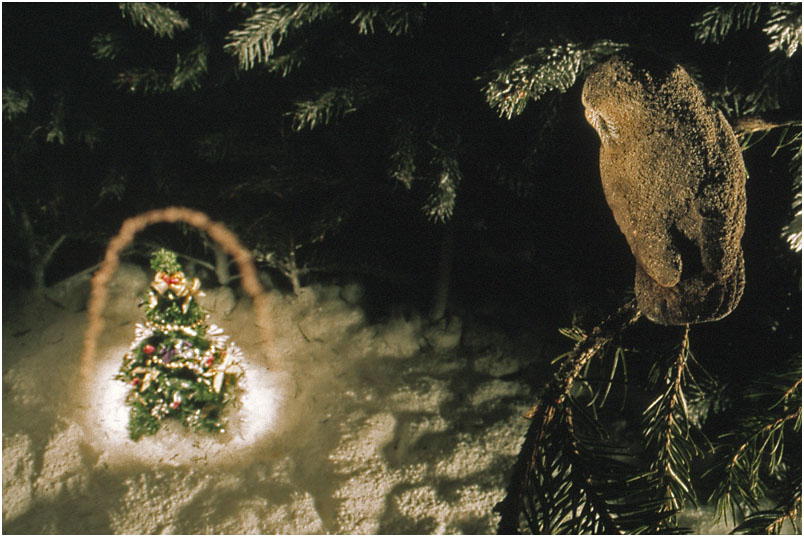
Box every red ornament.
[170,400,181,410]
[143,344,156,355]
[170,277,181,285]
[130,377,141,386]
[204,356,215,367]
[161,274,172,283]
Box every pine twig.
[731,111,801,135]
[526,298,641,419]
[496,298,641,533]
[642,326,703,520]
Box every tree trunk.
[429,224,454,322]
[287,234,302,295]
[13,201,66,295]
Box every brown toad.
[582,51,746,325]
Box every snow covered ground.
[3,264,553,534]
[2,264,771,534]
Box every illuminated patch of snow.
[82,344,286,467]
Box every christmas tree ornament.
[117,249,244,440]
[582,50,746,325]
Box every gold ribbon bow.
[203,350,243,393]
[150,271,204,313]
[131,366,160,392]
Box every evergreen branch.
[350,5,381,36]
[423,146,462,223]
[119,3,189,38]
[44,97,66,144]
[556,410,622,534]
[781,134,802,251]
[133,240,218,276]
[711,81,777,122]
[265,48,307,77]
[780,377,803,406]
[350,3,425,36]
[150,248,181,274]
[727,411,801,473]
[731,111,801,136]
[481,40,625,119]
[727,109,801,253]
[224,3,334,70]
[501,397,676,534]
[115,68,170,93]
[90,33,123,60]
[527,298,642,420]
[692,4,763,44]
[114,42,210,94]
[763,3,802,57]
[388,120,418,188]
[708,366,802,525]
[2,87,34,121]
[288,84,380,131]
[731,479,801,534]
[171,42,209,91]
[496,298,642,533]
[641,327,705,520]
[562,408,635,534]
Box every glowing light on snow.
[76,208,280,466]
[80,207,272,392]
[83,344,286,467]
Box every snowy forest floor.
[3,264,742,533]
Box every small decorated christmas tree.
[117,249,243,440]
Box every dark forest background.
[3,3,800,328]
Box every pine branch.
[288,84,381,131]
[496,298,642,533]
[133,240,218,276]
[764,3,802,57]
[265,48,307,77]
[388,119,418,188]
[528,299,642,420]
[150,248,182,273]
[781,131,802,251]
[171,42,209,91]
[782,200,802,252]
[641,327,705,520]
[90,33,123,60]
[727,108,801,253]
[708,363,802,526]
[350,3,425,36]
[732,476,801,534]
[2,87,34,121]
[423,147,462,223]
[224,3,335,70]
[115,68,170,93]
[114,41,210,94]
[119,2,189,39]
[498,391,675,534]
[731,111,801,135]
[45,97,66,144]
[692,4,763,44]
[481,40,625,119]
